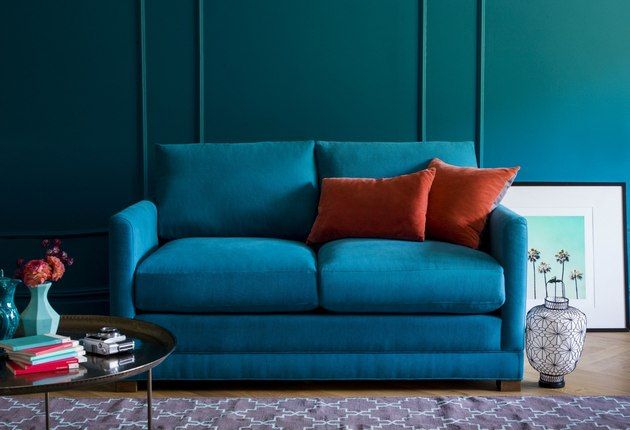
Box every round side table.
[0,315,176,429]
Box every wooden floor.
[43,332,630,398]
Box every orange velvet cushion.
[426,158,520,249]
[307,169,436,245]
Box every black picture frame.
[510,181,629,332]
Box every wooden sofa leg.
[115,381,138,392]
[496,380,521,392]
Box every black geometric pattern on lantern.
[1,396,630,428]
[526,299,587,384]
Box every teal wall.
[483,1,630,180]
[1,0,629,315]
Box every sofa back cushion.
[155,141,318,240]
[315,141,477,179]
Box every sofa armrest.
[109,200,158,318]
[488,205,528,351]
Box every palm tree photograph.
[523,216,586,300]
[501,184,627,329]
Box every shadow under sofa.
[109,140,527,390]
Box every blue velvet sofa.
[109,141,527,386]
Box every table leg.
[44,391,50,430]
[147,368,153,430]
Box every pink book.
[13,340,77,357]
[6,356,83,375]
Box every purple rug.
[1,396,629,429]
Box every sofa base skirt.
[147,351,524,381]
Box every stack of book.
[0,333,86,375]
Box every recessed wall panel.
[202,0,419,142]
[426,0,478,143]
[0,1,141,233]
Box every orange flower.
[22,259,52,287]
[46,256,65,281]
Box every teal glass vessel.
[21,282,60,336]
[0,270,21,340]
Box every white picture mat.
[502,185,626,329]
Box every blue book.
[0,334,69,352]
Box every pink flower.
[22,259,52,287]
[46,256,65,281]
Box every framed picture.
[501,183,628,330]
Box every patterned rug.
[1,396,629,429]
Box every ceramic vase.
[20,282,60,336]
[0,273,21,340]
[525,293,587,388]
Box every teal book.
[15,349,85,366]
[10,346,85,364]
[0,334,69,352]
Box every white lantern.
[525,279,587,388]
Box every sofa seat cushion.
[318,239,505,313]
[135,238,318,313]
